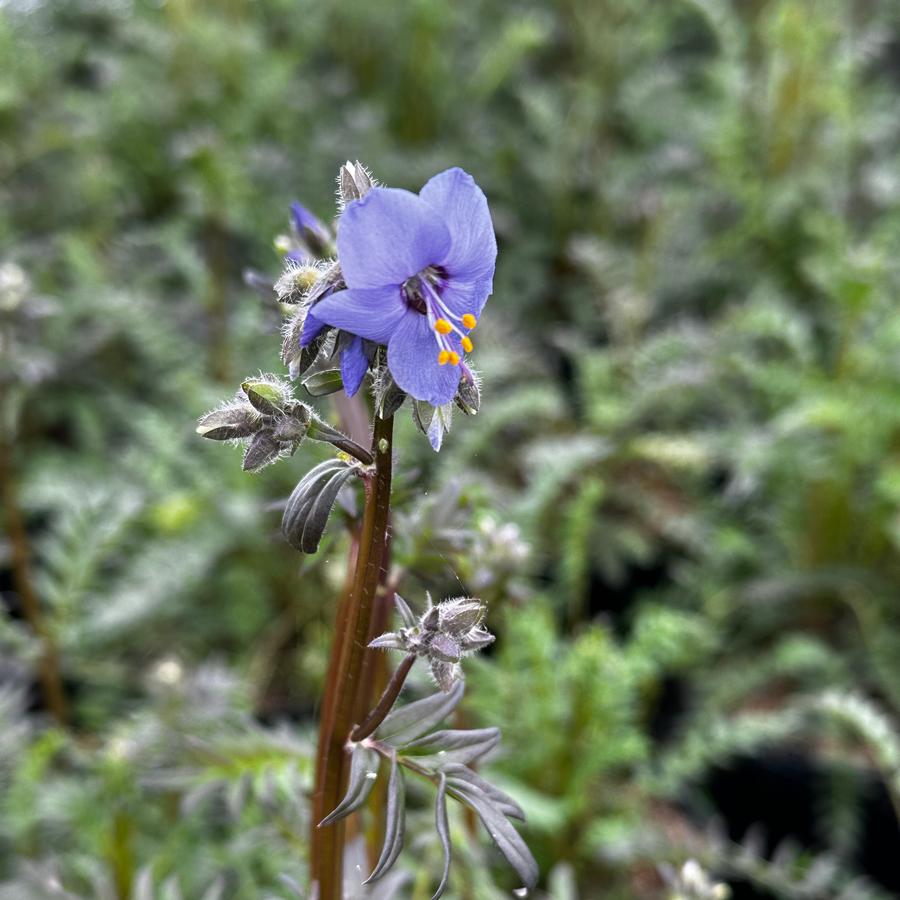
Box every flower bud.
[421,603,441,631]
[338,160,375,206]
[278,262,345,377]
[282,307,326,378]
[430,661,459,693]
[437,598,485,636]
[196,402,259,441]
[242,430,283,472]
[455,366,481,416]
[290,202,333,258]
[429,633,461,663]
[271,416,304,443]
[274,263,322,306]
[242,377,290,415]
[272,402,312,443]
[373,366,407,419]
[368,594,494,692]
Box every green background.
[2,1,900,897]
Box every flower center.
[402,266,478,367]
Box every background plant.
[3,0,900,897]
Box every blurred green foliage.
[3,0,900,897]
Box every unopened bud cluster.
[196,375,311,472]
[197,374,374,474]
[370,595,494,692]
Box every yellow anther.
[438,350,451,366]
[461,335,474,353]
[462,313,477,330]
[434,318,452,335]
[448,352,460,366]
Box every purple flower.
[289,201,331,257]
[289,201,322,235]
[301,168,496,406]
[339,334,368,397]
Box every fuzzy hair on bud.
[242,430,284,472]
[279,261,345,377]
[241,374,292,416]
[437,597,486,637]
[196,400,261,441]
[337,160,376,209]
[274,258,335,307]
[372,364,407,419]
[429,660,461,693]
[455,365,482,416]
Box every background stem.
[0,436,68,726]
[310,414,394,899]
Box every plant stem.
[353,560,395,730]
[309,537,358,875]
[310,423,374,466]
[311,414,394,899]
[350,653,416,743]
[0,436,68,726]
[356,534,394,868]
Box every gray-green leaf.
[319,745,379,826]
[445,776,537,890]
[433,773,452,900]
[301,467,356,552]
[282,459,356,553]
[443,764,525,821]
[364,753,405,883]
[400,727,501,768]
[376,681,464,746]
[303,368,344,397]
[394,594,417,629]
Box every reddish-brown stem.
[356,537,395,868]
[353,546,395,729]
[350,653,416,743]
[309,526,360,882]
[310,414,394,899]
[0,437,68,726]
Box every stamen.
[421,279,467,328]
[418,277,477,365]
